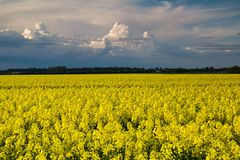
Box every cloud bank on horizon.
[0,0,240,69]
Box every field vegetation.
[0,74,240,159]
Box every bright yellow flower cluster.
[0,74,239,159]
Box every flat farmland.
[0,74,239,159]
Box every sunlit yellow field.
[0,74,240,159]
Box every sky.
[0,0,240,69]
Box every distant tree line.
[0,66,240,75]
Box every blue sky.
[0,0,240,69]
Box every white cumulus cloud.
[143,31,150,39]
[87,22,130,50]
[21,21,67,45]
[86,22,161,56]
[103,22,129,40]
[89,38,111,49]
[22,22,53,40]
[22,28,37,40]
[35,22,47,32]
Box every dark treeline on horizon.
[0,66,240,75]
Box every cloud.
[0,0,25,4]
[184,43,240,55]
[89,38,112,51]
[103,22,129,40]
[0,0,238,40]
[20,22,68,47]
[86,22,161,57]
[22,28,36,40]
[0,20,240,69]
[0,28,23,39]
[143,31,150,39]
[0,0,239,69]
[0,28,26,46]
[0,21,179,67]
[192,26,240,39]
[22,22,53,39]
[89,22,135,52]
[132,0,172,7]
[35,22,47,32]
[22,22,51,40]
[224,49,232,53]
